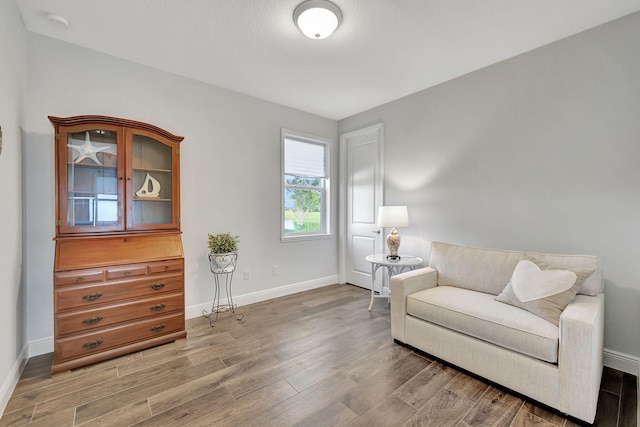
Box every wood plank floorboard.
[0,284,636,427]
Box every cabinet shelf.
[67,196,118,199]
[133,167,171,173]
[134,198,171,202]
[67,162,117,169]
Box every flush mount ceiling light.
[293,0,342,40]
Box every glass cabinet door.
[126,129,179,230]
[52,116,182,236]
[58,125,125,234]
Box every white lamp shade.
[376,206,409,228]
[294,0,342,39]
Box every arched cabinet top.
[49,115,184,143]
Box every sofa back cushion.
[524,252,602,296]
[428,242,603,296]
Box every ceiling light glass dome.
[293,0,343,40]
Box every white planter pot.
[209,252,238,274]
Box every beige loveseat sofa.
[390,242,604,423]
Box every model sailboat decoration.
[136,173,161,198]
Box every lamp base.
[386,228,401,261]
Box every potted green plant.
[207,232,239,273]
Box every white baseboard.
[0,344,29,416]
[186,275,338,319]
[602,347,640,426]
[28,336,54,358]
[603,348,640,376]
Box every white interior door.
[341,124,384,289]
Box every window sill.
[281,233,332,243]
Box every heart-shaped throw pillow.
[496,258,594,326]
[510,260,577,302]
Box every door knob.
[372,229,381,234]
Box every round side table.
[365,254,423,310]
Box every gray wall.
[24,34,338,345]
[0,0,27,410]
[340,12,640,359]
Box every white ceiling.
[15,0,640,120]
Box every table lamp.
[376,206,409,260]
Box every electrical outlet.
[272,265,279,275]
[244,270,251,280]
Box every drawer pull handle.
[150,303,166,312]
[124,271,130,276]
[76,277,84,282]
[82,292,103,302]
[82,316,103,325]
[150,324,166,333]
[150,283,166,291]
[82,339,103,349]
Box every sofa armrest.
[390,267,438,342]
[558,293,604,423]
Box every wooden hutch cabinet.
[49,115,186,374]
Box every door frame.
[338,122,384,284]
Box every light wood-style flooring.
[1,284,637,426]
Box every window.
[282,130,330,240]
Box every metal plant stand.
[202,252,244,327]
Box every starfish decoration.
[67,131,113,165]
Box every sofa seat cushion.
[406,286,560,363]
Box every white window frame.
[281,129,331,242]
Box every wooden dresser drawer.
[55,312,185,362]
[106,264,149,280]
[52,231,185,373]
[55,274,183,311]
[55,268,105,286]
[56,292,184,336]
[148,259,184,275]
